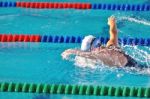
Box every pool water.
[0,0,150,99]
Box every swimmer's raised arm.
[106,16,118,47]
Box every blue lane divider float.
[0,2,16,7]
[0,1,150,11]
[40,35,150,46]
[91,4,150,11]
[41,35,83,43]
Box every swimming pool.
[0,0,150,99]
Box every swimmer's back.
[92,45,137,67]
[92,46,127,67]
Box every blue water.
[0,0,150,99]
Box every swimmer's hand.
[61,49,76,60]
[108,16,116,26]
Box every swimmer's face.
[92,46,105,51]
[100,46,105,49]
[97,46,105,51]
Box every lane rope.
[0,82,150,97]
[0,2,150,11]
[0,34,41,42]
[0,34,149,46]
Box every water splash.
[74,56,104,69]
[123,45,150,67]
[118,16,150,26]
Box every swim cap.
[81,35,96,51]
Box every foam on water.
[118,16,150,26]
[123,45,150,67]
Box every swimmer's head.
[81,35,96,51]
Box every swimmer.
[61,16,138,67]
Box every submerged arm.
[61,49,98,60]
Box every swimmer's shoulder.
[99,45,122,52]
